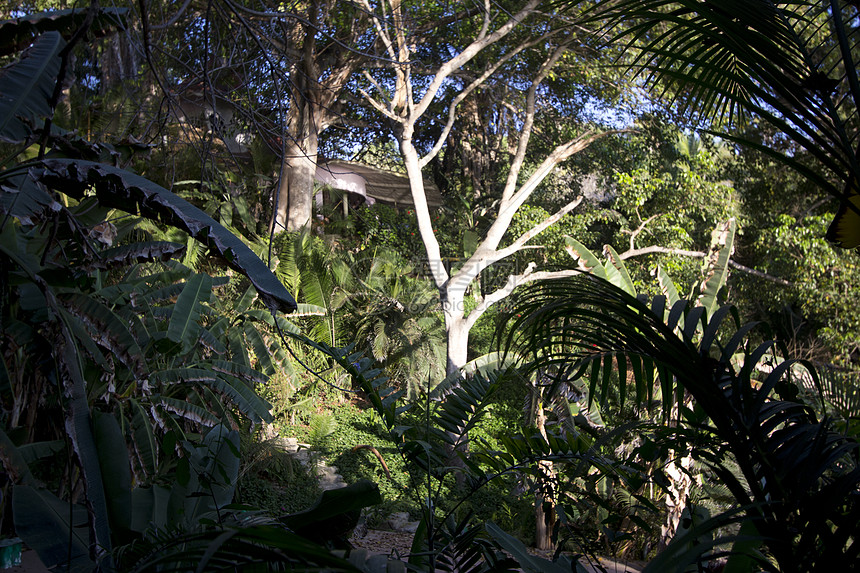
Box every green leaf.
[234,285,257,314]
[157,395,220,426]
[129,485,171,533]
[93,411,133,535]
[167,274,210,351]
[280,481,382,544]
[18,440,63,465]
[602,244,635,295]
[693,218,736,316]
[60,292,148,377]
[0,428,36,486]
[0,174,60,224]
[0,353,12,404]
[12,485,94,573]
[89,241,186,270]
[244,322,275,376]
[0,31,63,141]
[196,424,241,512]
[130,399,158,477]
[564,236,606,279]
[58,324,114,568]
[656,265,682,308]
[205,371,273,423]
[485,522,578,573]
[0,8,128,57]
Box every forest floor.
[8,531,645,573]
[350,529,646,573]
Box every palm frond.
[590,0,860,243]
[503,275,860,570]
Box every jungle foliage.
[0,2,858,572]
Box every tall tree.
[359,0,616,374]
[135,1,485,232]
[239,0,374,232]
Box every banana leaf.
[36,159,297,314]
[0,31,63,142]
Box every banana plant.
[565,217,737,332]
[0,8,128,57]
[13,422,248,572]
[504,275,860,572]
[565,221,750,552]
[0,19,300,573]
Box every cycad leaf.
[0,31,63,142]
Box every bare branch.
[481,130,621,254]
[466,266,581,331]
[419,33,552,168]
[409,0,542,122]
[476,0,491,39]
[359,0,398,62]
[450,197,584,299]
[622,211,660,252]
[495,197,584,261]
[359,72,401,122]
[499,42,570,206]
[619,246,794,286]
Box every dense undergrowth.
[1,6,859,573]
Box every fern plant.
[283,331,653,571]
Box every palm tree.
[503,275,860,571]
[582,0,860,247]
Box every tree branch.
[419,33,551,168]
[619,246,794,286]
[499,42,569,206]
[359,72,401,122]
[495,197,584,261]
[409,0,541,122]
[465,266,581,332]
[622,211,660,252]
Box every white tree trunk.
[363,0,609,376]
[444,310,470,377]
[660,451,695,550]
